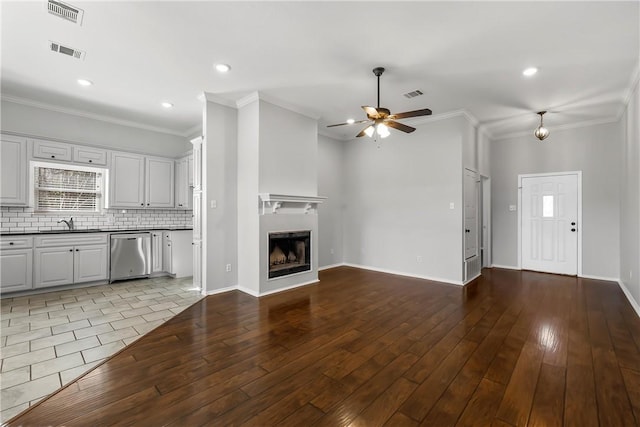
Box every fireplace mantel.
[258,193,327,214]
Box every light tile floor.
[0,276,203,423]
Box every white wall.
[236,99,261,294]
[1,100,191,157]
[342,115,468,284]
[258,101,318,195]
[620,77,640,312]
[490,122,622,279]
[202,97,238,293]
[318,134,344,268]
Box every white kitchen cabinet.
[0,236,34,293]
[1,135,28,206]
[162,231,172,274]
[34,246,75,288]
[187,154,194,187]
[191,137,202,191]
[34,234,108,289]
[146,156,174,208]
[192,240,201,289]
[111,153,174,209]
[151,231,164,273]
[110,152,145,207]
[74,245,108,283]
[73,146,108,165]
[175,155,192,210]
[32,139,72,161]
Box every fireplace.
[268,230,311,279]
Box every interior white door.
[521,173,578,275]
[464,169,478,260]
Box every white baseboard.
[343,263,464,286]
[235,280,320,298]
[205,285,237,296]
[318,263,346,271]
[579,274,619,282]
[490,264,520,270]
[618,280,640,318]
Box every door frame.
[481,175,491,268]
[517,171,582,275]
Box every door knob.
[571,222,576,226]
[571,228,576,232]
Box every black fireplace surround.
[268,231,311,279]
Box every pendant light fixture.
[534,111,550,141]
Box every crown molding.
[1,95,192,138]
[235,91,320,120]
[203,92,237,108]
[491,115,620,141]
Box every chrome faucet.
[58,217,74,230]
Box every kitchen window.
[31,161,108,212]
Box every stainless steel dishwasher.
[110,233,151,282]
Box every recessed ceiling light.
[523,67,538,77]
[215,63,231,73]
[346,118,355,124]
[77,78,92,86]
[161,102,173,108]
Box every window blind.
[34,166,102,212]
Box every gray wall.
[202,97,238,293]
[342,115,468,284]
[491,121,622,279]
[1,100,191,157]
[318,134,344,268]
[620,79,640,309]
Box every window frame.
[29,161,109,213]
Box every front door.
[521,173,579,275]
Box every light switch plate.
[509,205,517,211]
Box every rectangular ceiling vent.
[403,90,424,99]
[49,41,85,60]
[47,0,84,25]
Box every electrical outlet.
[225,264,232,272]
[417,255,423,263]
[106,215,114,223]
[330,248,334,255]
[449,202,455,210]
[134,216,140,223]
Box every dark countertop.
[1,227,193,236]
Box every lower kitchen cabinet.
[34,234,108,289]
[151,232,164,273]
[0,248,33,293]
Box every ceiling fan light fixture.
[346,118,355,124]
[523,67,538,77]
[377,123,390,138]
[215,63,231,73]
[534,111,550,140]
[364,125,375,138]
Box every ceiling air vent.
[49,41,85,60]
[47,0,84,25]
[403,90,424,99]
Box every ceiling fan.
[327,67,433,138]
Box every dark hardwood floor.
[7,266,640,426]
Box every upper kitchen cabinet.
[0,135,28,206]
[110,152,145,207]
[73,146,108,165]
[146,156,174,208]
[175,154,192,210]
[110,152,174,208]
[32,139,72,161]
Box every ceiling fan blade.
[386,120,416,133]
[326,119,370,128]
[388,108,432,120]
[362,106,379,119]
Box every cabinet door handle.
[75,249,79,251]
[88,160,93,163]
[69,249,73,252]
[140,203,144,206]
[9,242,14,245]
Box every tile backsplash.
[1,207,193,233]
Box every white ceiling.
[1,1,638,141]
